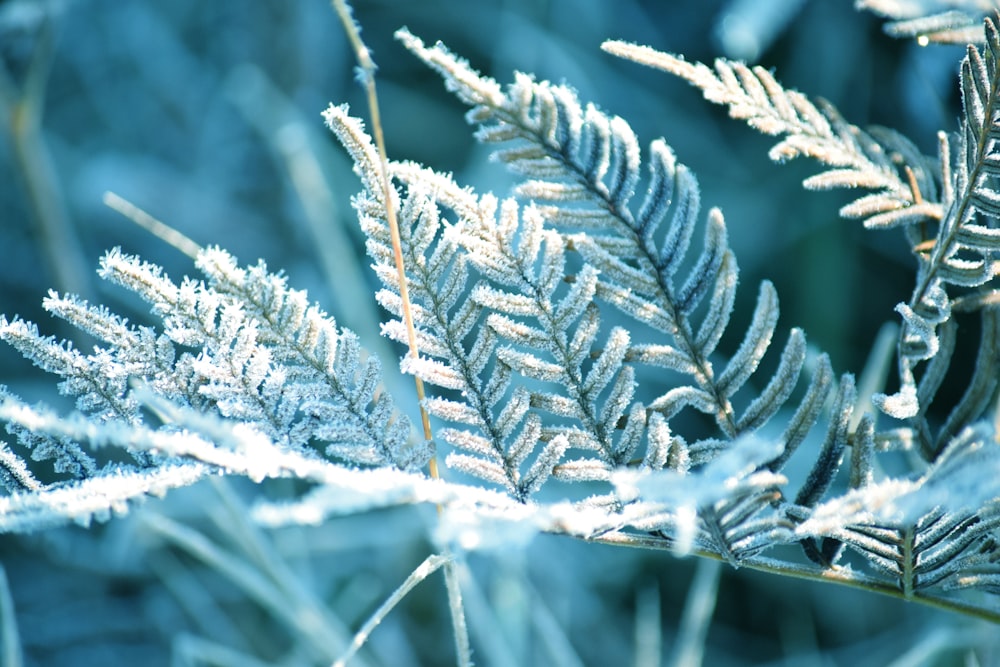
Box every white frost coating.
[0,463,207,533]
[614,435,784,508]
[613,435,786,554]
[799,424,1000,535]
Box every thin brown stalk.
[331,0,437,479]
[330,8,468,664]
[103,192,203,260]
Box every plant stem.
[331,0,437,476]
[0,564,23,667]
[332,553,453,667]
[583,530,1000,625]
[103,192,202,260]
[669,559,721,667]
[0,15,92,302]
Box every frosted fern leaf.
[871,17,1000,452]
[797,422,1000,597]
[396,29,834,472]
[858,0,993,44]
[325,34,883,577]
[603,18,1000,467]
[391,162,643,470]
[601,39,944,231]
[331,23,1000,608]
[0,246,428,530]
[327,104,591,500]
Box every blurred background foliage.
[0,0,995,665]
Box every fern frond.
[328,105,577,500]
[0,246,424,509]
[393,163,643,468]
[330,27,1000,619]
[603,20,999,466]
[0,310,150,424]
[858,1,989,44]
[97,247,424,470]
[798,421,1000,596]
[601,39,942,231]
[873,17,1000,444]
[193,247,427,469]
[398,31,832,471]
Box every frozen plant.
[1,1,1000,664]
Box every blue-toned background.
[0,1,985,665]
